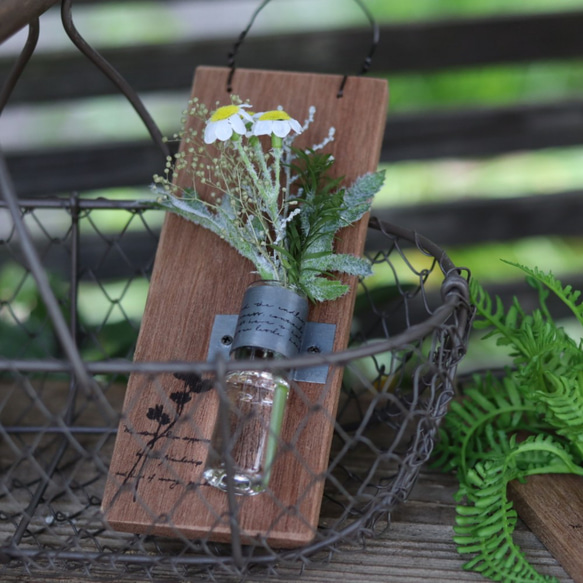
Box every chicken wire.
[0,192,471,579]
[0,1,471,578]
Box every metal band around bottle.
[231,284,309,358]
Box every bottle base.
[203,466,266,496]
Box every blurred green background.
[2,0,583,366]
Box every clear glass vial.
[203,281,308,496]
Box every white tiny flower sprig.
[153,96,385,302]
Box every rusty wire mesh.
[0,1,471,579]
[0,196,471,579]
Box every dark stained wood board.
[509,473,583,583]
[102,66,388,548]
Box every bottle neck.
[231,346,280,361]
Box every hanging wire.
[0,19,39,115]
[226,0,380,97]
[226,0,269,92]
[60,0,170,160]
[337,0,380,97]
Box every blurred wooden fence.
[2,1,583,288]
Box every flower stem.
[272,146,282,200]
[262,379,289,487]
[233,140,262,195]
[270,146,284,241]
[254,140,272,191]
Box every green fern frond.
[533,370,583,458]
[470,274,582,374]
[511,312,577,373]
[504,261,583,327]
[437,263,583,583]
[454,434,583,583]
[433,373,541,478]
[469,278,528,354]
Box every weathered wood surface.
[102,66,388,547]
[0,0,58,43]
[4,11,583,103]
[8,100,583,196]
[0,379,573,583]
[509,474,583,583]
[0,471,572,582]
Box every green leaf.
[302,253,372,278]
[154,194,279,281]
[302,277,349,303]
[433,262,583,581]
[450,435,581,583]
[503,260,583,326]
[340,170,385,225]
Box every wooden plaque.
[102,66,388,548]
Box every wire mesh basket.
[0,190,471,578]
[0,1,471,578]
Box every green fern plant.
[433,262,583,582]
[455,434,582,583]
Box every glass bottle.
[203,280,308,496]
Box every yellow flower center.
[210,105,241,121]
[258,110,292,121]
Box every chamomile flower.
[204,104,253,144]
[252,110,303,139]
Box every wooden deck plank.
[0,380,572,583]
[0,471,572,582]
[509,474,583,583]
[0,383,572,582]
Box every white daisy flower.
[204,104,253,144]
[252,110,303,139]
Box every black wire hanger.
[226,0,380,98]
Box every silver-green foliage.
[278,152,385,301]
[156,134,384,302]
[433,262,583,582]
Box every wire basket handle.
[226,0,380,97]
